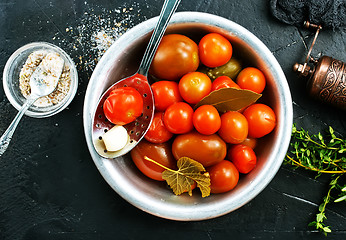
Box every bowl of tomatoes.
[83,11,293,220]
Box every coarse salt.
[55,2,146,72]
[19,50,71,107]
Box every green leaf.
[316,213,324,223]
[308,221,317,227]
[329,126,335,136]
[318,132,323,141]
[339,148,346,153]
[292,125,297,133]
[317,222,323,229]
[194,87,261,112]
[318,203,324,212]
[330,178,338,186]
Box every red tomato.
[240,137,257,149]
[151,81,182,111]
[150,34,199,81]
[207,160,239,193]
[144,112,173,143]
[228,144,257,174]
[193,105,221,135]
[236,67,266,94]
[163,102,194,134]
[218,111,248,144]
[179,72,212,104]
[131,140,176,181]
[243,103,276,138]
[172,131,227,167]
[103,87,143,125]
[199,33,233,68]
[211,76,240,91]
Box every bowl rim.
[3,41,78,118]
[83,11,293,220]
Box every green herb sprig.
[285,124,346,235]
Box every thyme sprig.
[286,125,346,175]
[285,124,346,235]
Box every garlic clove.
[102,125,129,152]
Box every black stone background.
[0,0,345,239]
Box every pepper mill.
[293,21,346,110]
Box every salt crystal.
[57,2,145,72]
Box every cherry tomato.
[131,140,176,181]
[150,34,199,81]
[172,131,227,167]
[207,160,239,193]
[198,33,233,68]
[236,67,266,94]
[151,81,182,111]
[240,137,257,149]
[243,103,276,138]
[163,102,194,134]
[103,87,143,125]
[179,72,212,104]
[144,112,173,143]
[193,105,221,135]
[228,144,257,174]
[218,111,248,144]
[211,76,240,91]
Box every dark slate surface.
[0,0,345,239]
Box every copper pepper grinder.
[293,21,346,110]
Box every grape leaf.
[144,156,211,197]
[194,87,261,112]
[162,157,211,197]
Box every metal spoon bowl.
[91,0,181,158]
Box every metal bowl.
[3,42,78,118]
[83,12,293,220]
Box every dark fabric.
[269,0,346,31]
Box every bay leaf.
[194,87,262,112]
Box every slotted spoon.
[92,0,181,158]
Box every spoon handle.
[0,96,37,157]
[138,0,181,76]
